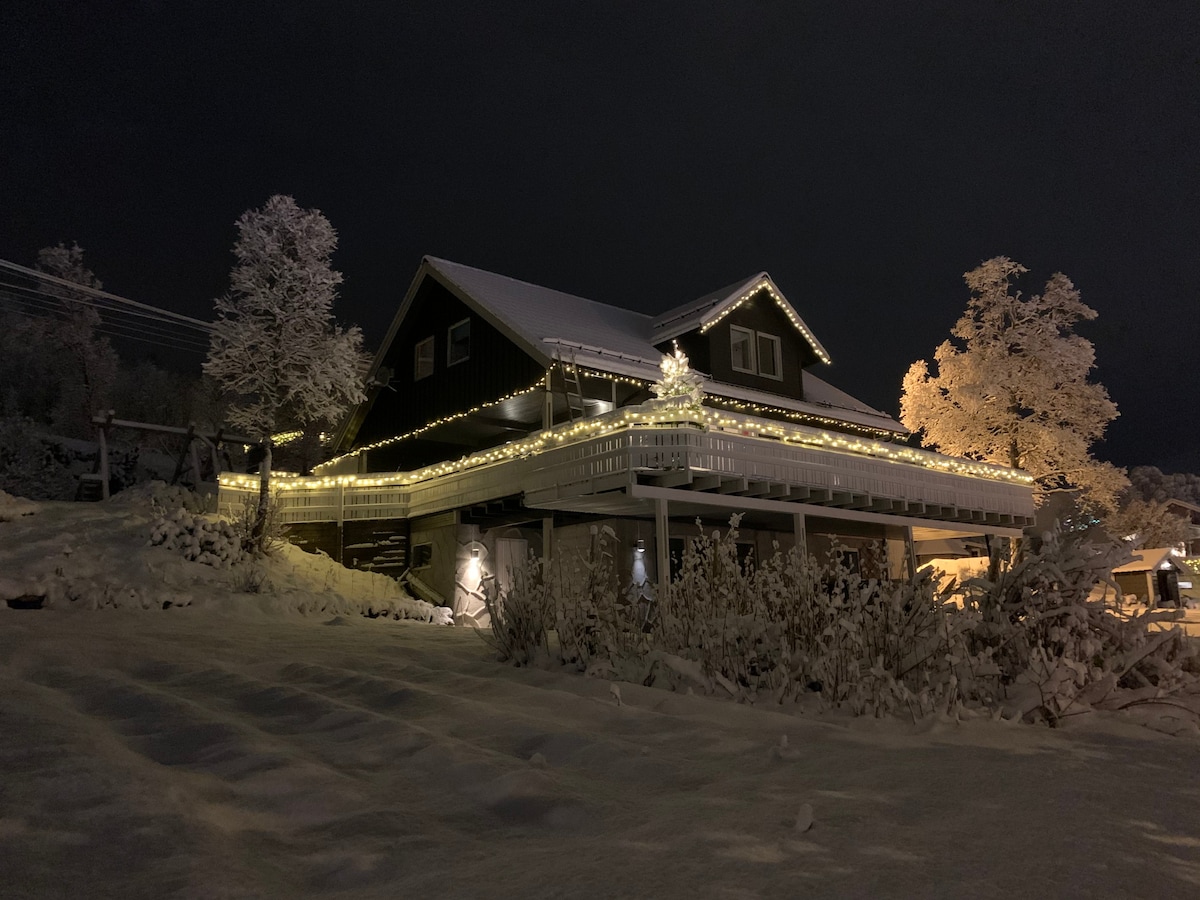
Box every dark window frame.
[730,325,756,374]
[447,318,471,367]
[756,332,783,380]
[413,335,435,381]
[411,542,433,569]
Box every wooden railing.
[219,417,1034,526]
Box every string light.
[226,399,1032,495]
[315,377,551,471]
[698,278,832,365]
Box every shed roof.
[1112,548,1186,573]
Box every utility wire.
[0,279,214,334]
[0,257,214,330]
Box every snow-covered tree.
[1104,497,1193,549]
[35,243,118,437]
[901,257,1127,515]
[650,347,705,408]
[204,195,366,549]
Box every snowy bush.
[0,417,78,501]
[958,530,1196,724]
[487,516,1197,723]
[150,508,245,569]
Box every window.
[411,542,433,569]
[730,326,755,373]
[756,332,782,380]
[413,336,434,381]
[729,325,783,379]
[447,318,471,366]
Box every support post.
[905,525,918,579]
[189,440,202,489]
[96,410,112,500]
[543,370,554,429]
[542,515,554,564]
[655,497,670,599]
[793,512,806,559]
[171,423,197,485]
[337,481,346,565]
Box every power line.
[0,278,214,335]
[0,257,214,330]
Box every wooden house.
[219,257,1036,625]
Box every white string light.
[698,278,831,365]
[226,398,1032,493]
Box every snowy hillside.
[2,492,1200,897]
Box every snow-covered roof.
[1112,548,1185,574]
[425,257,656,367]
[650,272,832,364]
[367,257,903,435]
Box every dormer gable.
[651,273,831,366]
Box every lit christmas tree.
[650,347,704,408]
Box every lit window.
[730,325,755,373]
[756,332,782,379]
[414,336,434,380]
[447,318,470,366]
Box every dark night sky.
[2,1,1197,471]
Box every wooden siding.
[663,288,818,400]
[354,277,544,452]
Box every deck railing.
[219,411,1035,526]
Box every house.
[1164,498,1200,556]
[218,257,1036,625]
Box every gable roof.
[650,272,832,364]
[1112,548,1185,574]
[359,256,902,438]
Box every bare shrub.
[230,490,288,556]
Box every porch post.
[96,412,111,500]
[793,512,806,559]
[905,525,917,579]
[543,370,554,429]
[542,515,554,564]
[336,481,346,565]
[655,497,670,598]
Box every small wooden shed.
[1112,548,1187,606]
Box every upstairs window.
[730,326,755,373]
[447,318,471,366]
[729,326,783,379]
[413,336,434,381]
[756,333,782,380]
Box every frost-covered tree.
[204,195,365,549]
[35,243,118,437]
[901,257,1127,515]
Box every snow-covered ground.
[3,493,1200,898]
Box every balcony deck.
[219,406,1036,536]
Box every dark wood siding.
[691,288,816,400]
[354,278,544,448]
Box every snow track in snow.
[3,614,1200,898]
